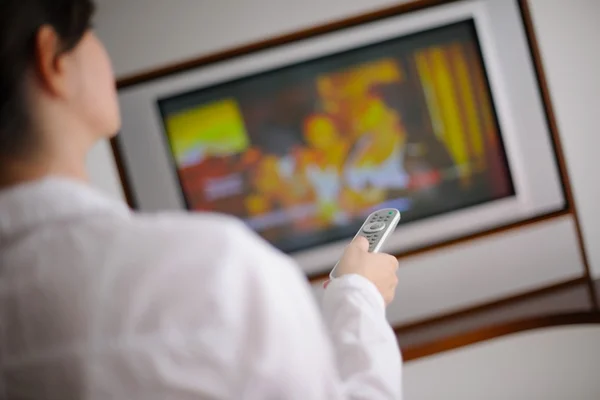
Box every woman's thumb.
[350,235,370,251]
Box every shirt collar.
[0,177,130,240]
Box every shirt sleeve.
[108,216,402,399]
[210,220,403,399]
[322,274,403,399]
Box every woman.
[0,0,402,398]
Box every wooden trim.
[116,0,458,89]
[394,277,587,334]
[401,311,600,361]
[518,0,598,310]
[110,136,137,208]
[307,209,570,282]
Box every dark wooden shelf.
[397,278,600,361]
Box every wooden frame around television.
[110,0,599,359]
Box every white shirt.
[0,178,402,399]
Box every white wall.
[404,325,600,400]
[527,0,600,278]
[86,140,124,200]
[95,0,411,78]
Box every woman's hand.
[327,236,399,305]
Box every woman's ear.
[33,25,72,99]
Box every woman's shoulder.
[114,210,296,275]
[106,210,306,311]
[130,211,257,249]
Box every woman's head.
[0,0,119,176]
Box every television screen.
[157,19,514,254]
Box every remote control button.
[363,221,386,233]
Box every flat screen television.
[116,0,565,276]
[156,20,513,254]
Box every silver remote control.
[329,208,401,279]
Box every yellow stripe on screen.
[451,44,485,170]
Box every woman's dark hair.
[0,0,95,158]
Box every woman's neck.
[0,149,89,190]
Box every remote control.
[329,208,401,279]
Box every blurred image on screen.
[158,20,513,253]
